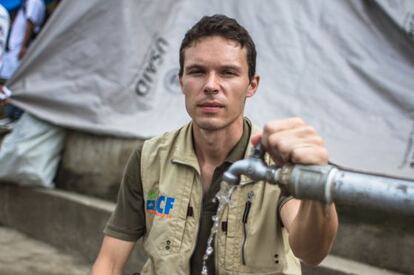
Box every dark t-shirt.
[104,120,291,274]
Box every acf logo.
[146,191,175,219]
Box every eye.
[190,70,202,75]
[186,68,205,76]
[222,70,238,77]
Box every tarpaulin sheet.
[6,0,414,179]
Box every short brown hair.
[179,14,257,81]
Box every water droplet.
[201,181,237,275]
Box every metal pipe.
[280,164,414,215]
[223,144,414,215]
[332,170,414,215]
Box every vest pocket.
[219,186,287,274]
[144,186,191,256]
[143,173,196,257]
[145,215,187,255]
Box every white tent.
[5,0,414,180]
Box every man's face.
[179,36,259,131]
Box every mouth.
[197,101,225,113]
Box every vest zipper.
[194,178,203,269]
[242,191,254,265]
[176,167,202,273]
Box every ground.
[0,225,90,275]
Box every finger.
[266,124,322,151]
[250,132,262,146]
[263,117,306,137]
[251,131,286,165]
[262,118,306,151]
[266,134,325,165]
[290,146,329,165]
[267,125,322,142]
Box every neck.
[192,119,244,167]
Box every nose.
[203,72,219,95]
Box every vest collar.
[170,118,260,185]
[171,122,200,174]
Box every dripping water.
[201,180,236,275]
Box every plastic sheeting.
[4,0,414,179]
[0,113,65,187]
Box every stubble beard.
[192,112,244,133]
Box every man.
[0,0,45,78]
[0,3,9,70]
[92,14,338,275]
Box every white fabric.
[0,49,18,78]
[0,85,11,99]
[0,0,45,79]
[0,113,66,187]
[4,0,414,180]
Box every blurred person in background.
[0,3,10,72]
[0,0,45,129]
[0,0,13,131]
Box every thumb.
[250,132,262,146]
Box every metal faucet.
[223,143,280,185]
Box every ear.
[179,75,185,94]
[246,74,260,97]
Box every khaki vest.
[140,122,301,275]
